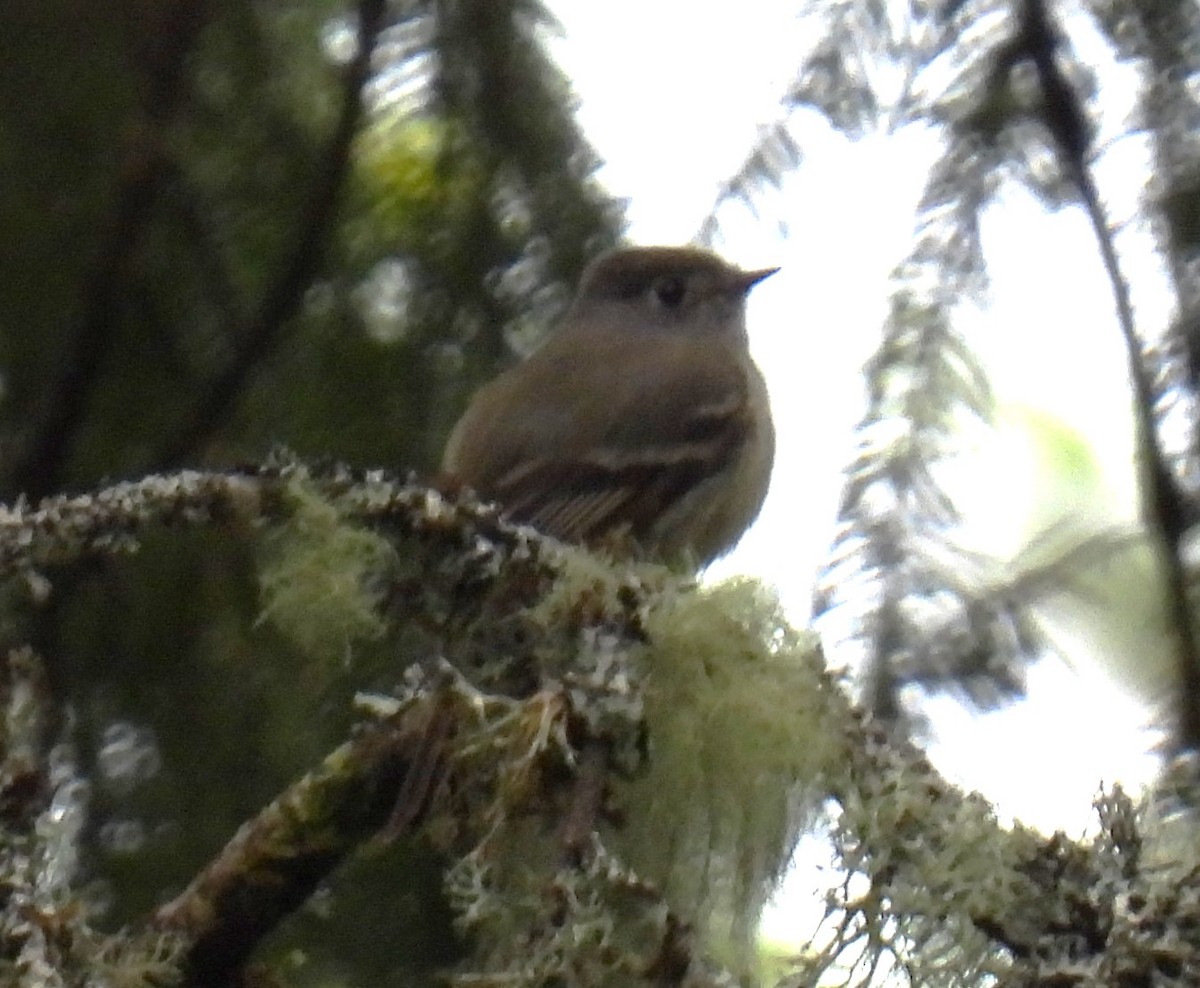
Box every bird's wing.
[443,331,753,547]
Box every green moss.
[615,578,830,974]
[257,480,396,658]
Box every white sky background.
[546,0,1171,946]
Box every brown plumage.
[442,246,776,567]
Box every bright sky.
[547,0,1170,948]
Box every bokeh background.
[3,0,1199,982]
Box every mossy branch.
[4,465,1200,987]
[0,461,529,577]
[152,690,449,985]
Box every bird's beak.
[734,266,780,294]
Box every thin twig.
[558,740,608,864]
[1018,0,1200,749]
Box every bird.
[441,245,776,567]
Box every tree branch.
[153,0,388,469]
[0,463,546,579]
[5,464,1200,986]
[1015,0,1200,750]
[153,692,445,986]
[7,1,211,500]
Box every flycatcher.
[442,246,776,567]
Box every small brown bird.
[442,246,777,567]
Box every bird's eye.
[651,275,686,309]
